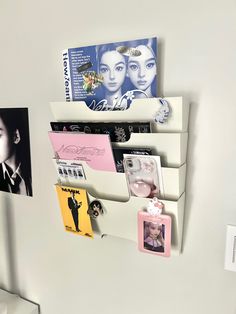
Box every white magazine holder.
[50,96,189,255]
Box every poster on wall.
[0,108,33,196]
[62,37,158,110]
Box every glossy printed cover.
[48,132,116,172]
[56,184,93,237]
[63,37,157,110]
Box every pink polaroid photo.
[138,210,171,257]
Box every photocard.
[138,211,171,257]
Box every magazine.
[63,37,157,110]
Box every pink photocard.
[48,132,116,172]
[138,211,171,257]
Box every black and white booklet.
[50,121,151,143]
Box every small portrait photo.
[143,221,165,253]
[0,108,33,196]
[138,211,171,257]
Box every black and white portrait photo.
[0,108,33,196]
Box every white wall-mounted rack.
[50,96,189,255]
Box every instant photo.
[63,37,158,110]
[0,108,33,196]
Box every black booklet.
[50,121,151,143]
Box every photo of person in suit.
[0,108,32,196]
[67,191,82,232]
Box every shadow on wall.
[181,94,199,252]
[1,193,19,294]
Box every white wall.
[0,0,236,313]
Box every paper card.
[56,184,93,238]
[53,158,86,181]
[138,211,171,257]
[48,132,116,172]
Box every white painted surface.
[0,1,236,314]
[225,225,236,272]
[0,289,38,314]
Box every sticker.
[77,61,93,73]
[154,98,170,124]
[82,71,103,93]
[146,197,164,216]
[116,46,141,57]
[87,200,103,219]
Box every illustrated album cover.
[63,37,157,110]
[56,184,93,238]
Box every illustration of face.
[99,50,126,93]
[128,45,156,92]
[149,223,161,238]
[0,117,15,164]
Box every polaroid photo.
[123,154,164,198]
[138,211,171,257]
